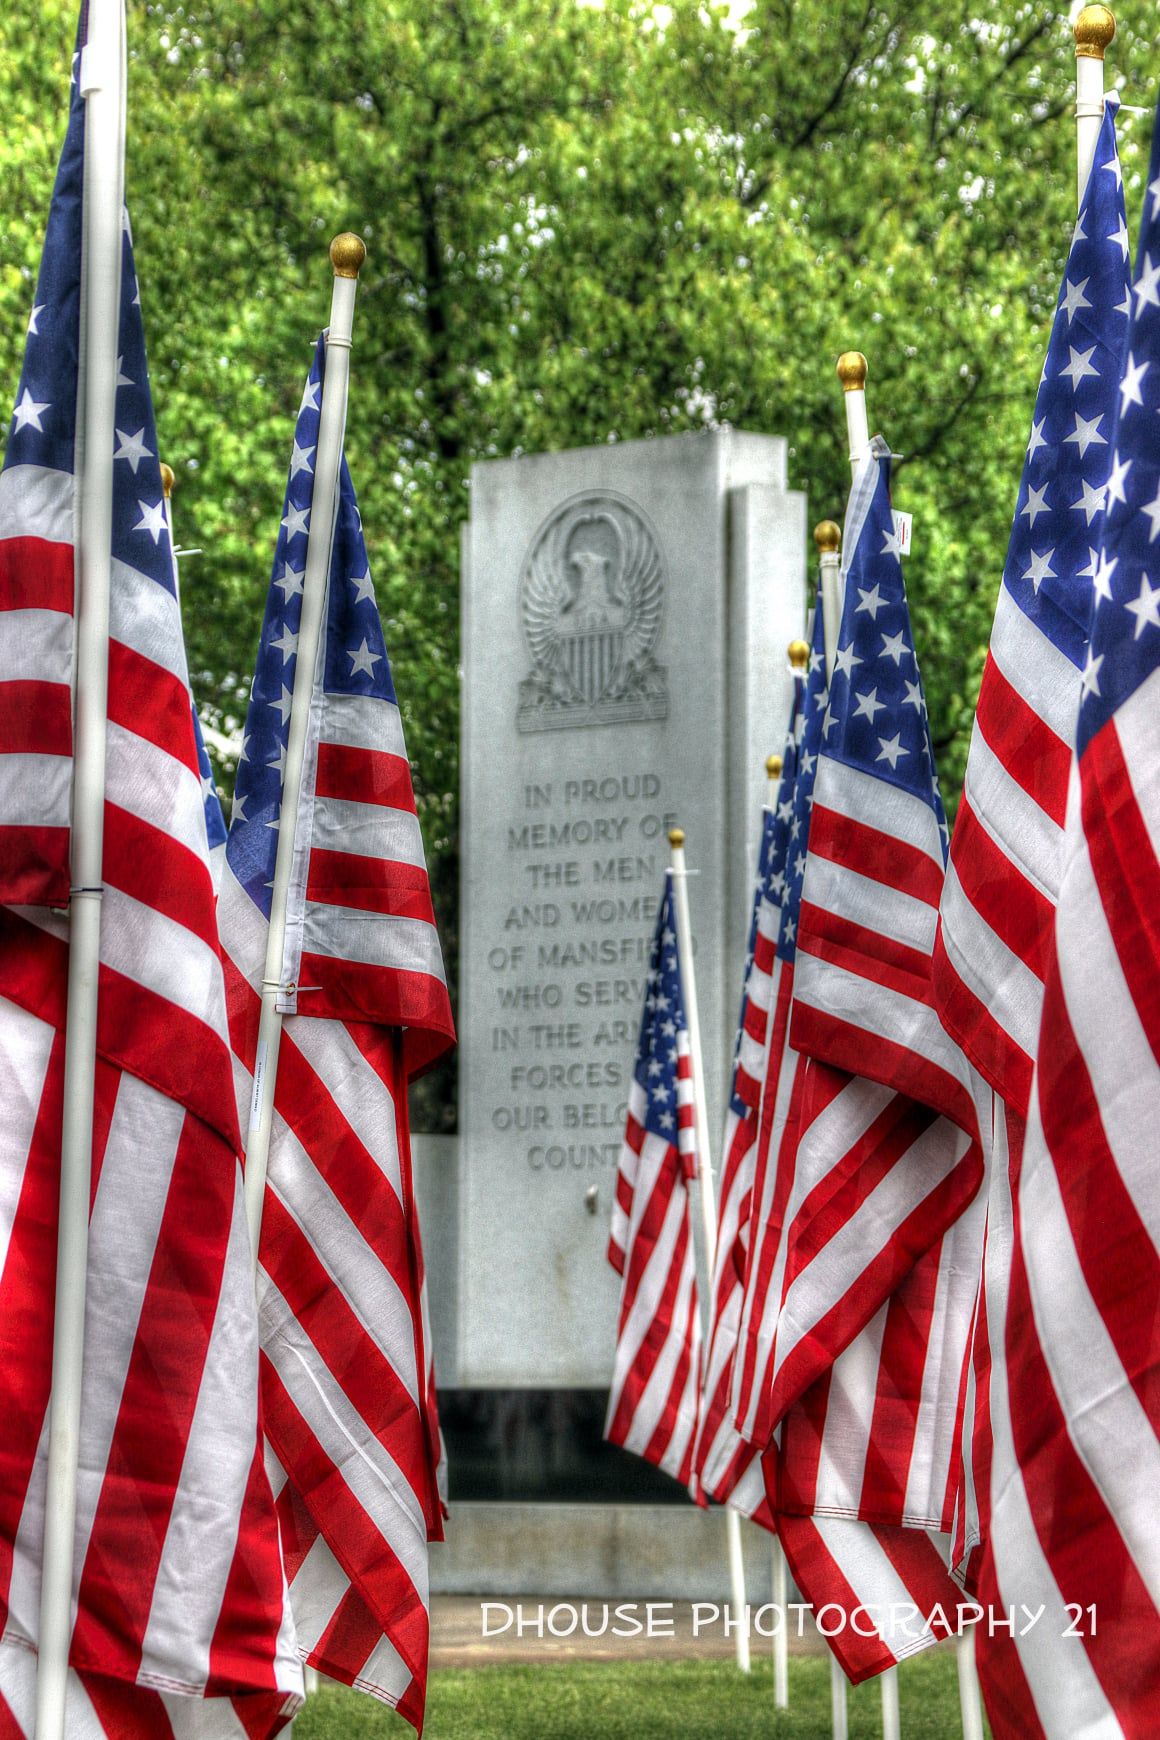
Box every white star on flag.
[1091,550,1118,605]
[351,570,376,605]
[1064,410,1107,458]
[12,387,50,431]
[1060,344,1099,388]
[1062,276,1093,323]
[1070,479,1106,525]
[271,624,299,665]
[832,641,861,679]
[27,304,44,335]
[875,732,908,770]
[1119,353,1149,415]
[133,498,167,544]
[853,687,885,723]
[1021,482,1050,527]
[1134,251,1160,314]
[856,582,887,619]
[348,638,382,677]
[114,426,153,473]
[1022,547,1057,592]
[275,561,305,599]
[1125,575,1160,640]
[281,502,310,540]
[289,439,316,478]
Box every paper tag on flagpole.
[892,510,913,556]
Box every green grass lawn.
[296,1652,984,1738]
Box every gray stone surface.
[429,1502,787,1603]
[456,431,806,1387]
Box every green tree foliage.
[2,1,1156,1126]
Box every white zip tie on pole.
[242,233,366,1263]
[668,827,750,1675]
[36,5,127,1737]
[1074,5,1115,205]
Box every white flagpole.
[830,1655,849,1740]
[667,827,750,1675]
[957,1629,985,1740]
[814,520,842,682]
[765,751,782,808]
[241,233,366,1261]
[35,6,127,1736]
[1074,5,1114,204]
[829,361,893,1740]
[761,745,792,1708]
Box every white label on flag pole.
[892,509,913,556]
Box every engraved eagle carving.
[518,494,667,731]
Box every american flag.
[218,334,454,1732]
[731,603,828,1445]
[694,671,803,1521]
[768,441,986,1435]
[606,872,704,1492]
[975,107,1160,1739]
[757,440,984,1680]
[0,28,301,1737]
[931,101,1131,1594]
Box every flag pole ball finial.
[329,232,367,278]
[766,753,783,779]
[159,462,175,500]
[836,351,868,393]
[787,639,811,670]
[668,827,685,849]
[1074,4,1115,57]
[814,519,841,554]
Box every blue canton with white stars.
[1004,98,1131,671]
[226,335,397,916]
[824,443,948,855]
[1078,97,1160,751]
[634,874,690,1150]
[778,606,829,965]
[727,672,803,1105]
[7,35,224,851]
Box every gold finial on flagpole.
[814,519,841,554]
[1074,4,1114,57]
[159,462,176,500]
[766,753,783,779]
[329,232,367,278]
[787,639,810,670]
[836,351,868,393]
[668,826,685,849]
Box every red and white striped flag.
[965,109,1160,1739]
[0,27,301,1735]
[748,442,986,1678]
[694,675,802,1523]
[931,100,1131,1603]
[219,335,455,1732]
[731,606,829,1447]
[606,872,704,1492]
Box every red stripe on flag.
[107,640,200,779]
[0,680,71,756]
[945,795,1055,985]
[306,849,436,924]
[206,1436,288,1697]
[0,825,70,907]
[71,1109,236,1681]
[807,804,944,908]
[975,656,1070,828]
[0,535,74,614]
[315,742,416,812]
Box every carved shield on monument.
[517,490,669,732]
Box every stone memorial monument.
[453,430,806,1390]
